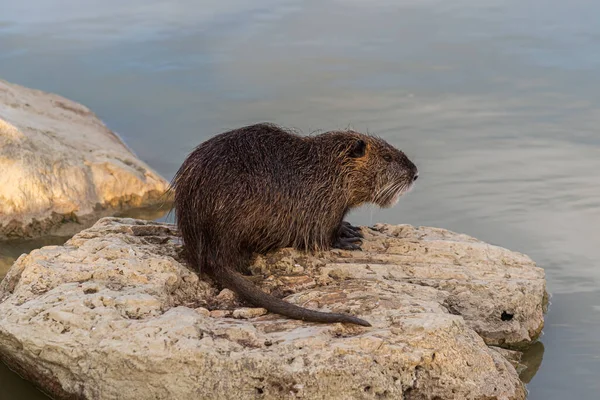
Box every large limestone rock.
[0,218,546,400]
[0,79,169,239]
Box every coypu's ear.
[348,139,366,158]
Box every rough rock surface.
[0,79,169,239]
[0,218,547,400]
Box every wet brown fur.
[172,123,418,326]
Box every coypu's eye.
[383,154,393,162]
[348,139,366,158]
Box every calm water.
[1,0,600,398]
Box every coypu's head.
[336,132,419,208]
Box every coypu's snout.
[404,169,419,196]
[372,145,418,208]
[406,162,419,191]
[341,133,418,209]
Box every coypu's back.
[173,123,418,326]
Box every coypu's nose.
[413,172,419,182]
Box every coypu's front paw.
[333,236,362,251]
[340,221,364,239]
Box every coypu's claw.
[340,221,364,238]
[333,237,362,250]
[336,222,363,249]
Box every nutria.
[172,123,418,326]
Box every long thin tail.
[219,267,371,327]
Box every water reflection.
[520,341,545,384]
[0,362,48,400]
[0,236,70,279]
